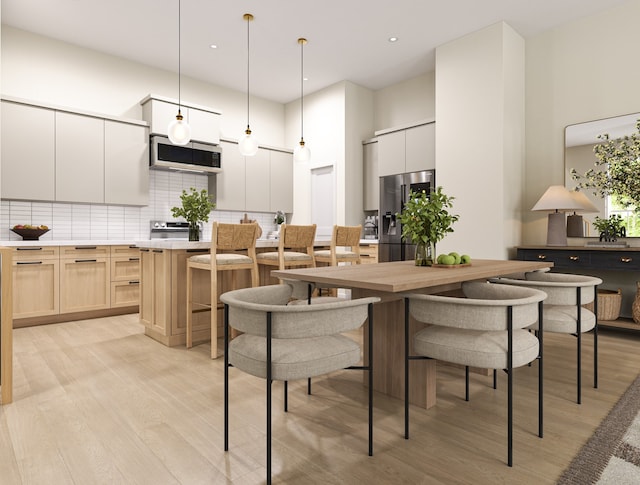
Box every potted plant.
[592,214,626,242]
[397,186,459,266]
[171,188,216,241]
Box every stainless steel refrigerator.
[379,170,435,262]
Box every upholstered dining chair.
[256,224,317,279]
[491,271,602,404]
[185,222,259,359]
[404,281,547,467]
[221,284,379,485]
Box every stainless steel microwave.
[150,135,222,174]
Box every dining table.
[273,258,553,409]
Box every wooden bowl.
[11,228,50,240]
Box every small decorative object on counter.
[397,186,459,266]
[11,224,50,240]
[170,188,215,241]
[274,210,286,235]
[593,214,626,243]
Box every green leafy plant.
[397,186,459,245]
[593,214,626,242]
[170,188,215,226]
[571,119,640,212]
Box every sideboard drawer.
[517,249,592,269]
[589,252,640,271]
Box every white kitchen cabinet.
[363,140,379,211]
[215,140,246,210]
[377,122,435,176]
[55,112,105,203]
[141,96,220,144]
[105,121,149,205]
[269,149,293,213]
[1,101,56,201]
[246,149,270,212]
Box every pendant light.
[238,13,259,156]
[294,38,311,163]
[167,0,191,145]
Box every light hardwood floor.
[1,314,639,484]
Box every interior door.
[311,165,335,238]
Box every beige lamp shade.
[532,185,584,246]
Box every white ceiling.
[1,0,632,104]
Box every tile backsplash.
[0,171,280,242]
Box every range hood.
[150,135,222,174]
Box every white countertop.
[0,238,377,249]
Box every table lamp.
[532,185,583,246]
[566,190,599,237]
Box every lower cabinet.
[12,247,60,319]
[110,245,141,307]
[360,243,379,264]
[140,248,171,335]
[60,246,110,313]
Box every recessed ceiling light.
[388,36,398,43]
[210,44,218,49]
[303,77,309,81]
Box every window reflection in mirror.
[565,112,640,237]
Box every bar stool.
[186,222,259,359]
[256,224,316,281]
[314,225,362,266]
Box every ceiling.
[1,0,632,104]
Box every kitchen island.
[273,259,552,409]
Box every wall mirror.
[564,112,640,237]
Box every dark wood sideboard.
[516,246,640,331]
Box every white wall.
[373,72,435,131]
[524,0,640,244]
[435,22,525,259]
[1,26,285,147]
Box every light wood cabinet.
[359,243,379,265]
[1,101,56,201]
[139,248,171,335]
[377,122,435,177]
[105,121,149,206]
[55,112,105,203]
[12,246,59,319]
[363,140,379,211]
[110,245,140,308]
[141,96,220,144]
[59,246,110,313]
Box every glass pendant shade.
[238,128,259,156]
[167,112,191,145]
[294,140,311,162]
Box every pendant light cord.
[246,15,250,130]
[178,0,182,112]
[300,39,304,141]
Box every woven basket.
[584,288,622,321]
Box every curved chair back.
[221,284,378,338]
[406,281,546,331]
[280,224,317,251]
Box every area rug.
[557,374,640,484]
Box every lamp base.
[566,214,584,238]
[546,212,567,246]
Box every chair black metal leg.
[577,288,582,405]
[308,378,312,395]
[465,366,470,401]
[594,285,599,389]
[404,298,410,440]
[538,300,544,439]
[224,303,230,452]
[267,312,272,485]
[368,302,374,457]
[284,381,288,412]
[493,369,497,389]
[507,306,513,468]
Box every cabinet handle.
[140,249,150,252]
[569,256,580,261]
[74,259,97,263]
[74,246,97,250]
[17,261,43,265]
[129,280,140,285]
[129,257,140,261]
[186,249,209,253]
[17,247,43,251]
[128,245,138,249]
[537,254,547,260]
[152,249,163,253]
[621,257,633,263]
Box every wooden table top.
[272,259,553,294]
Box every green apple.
[441,254,456,265]
[461,254,471,264]
[449,252,461,264]
[437,253,447,264]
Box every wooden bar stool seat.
[186,222,259,358]
[314,225,362,266]
[257,224,317,274]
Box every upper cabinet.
[1,98,149,206]
[140,95,221,145]
[377,122,435,176]
[215,141,293,213]
[363,140,379,211]
[1,101,56,201]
